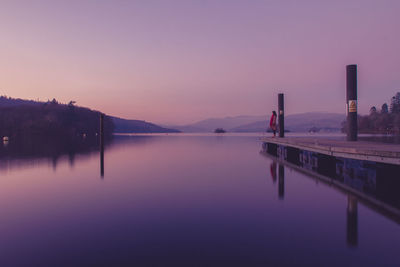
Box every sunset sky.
[1,0,399,125]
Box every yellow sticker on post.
[348,100,357,113]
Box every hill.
[112,117,180,133]
[0,96,179,136]
[0,97,114,139]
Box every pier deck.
[261,137,400,165]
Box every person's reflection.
[346,195,358,247]
[278,164,285,200]
[270,161,277,184]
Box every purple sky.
[1,0,399,124]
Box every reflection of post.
[100,146,104,178]
[278,164,285,199]
[346,195,358,247]
[68,153,75,168]
[278,93,285,138]
[52,156,58,171]
[100,113,104,178]
[270,161,277,183]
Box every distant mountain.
[284,112,345,132]
[230,121,267,132]
[112,117,180,133]
[169,115,266,132]
[230,112,345,132]
[170,112,345,133]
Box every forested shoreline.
[0,96,179,139]
[342,92,400,134]
[0,97,114,140]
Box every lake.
[0,134,399,266]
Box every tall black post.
[346,65,357,141]
[100,113,104,178]
[278,93,284,138]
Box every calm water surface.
[0,134,399,266]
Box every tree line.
[343,92,400,134]
[0,96,114,140]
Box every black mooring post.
[346,65,357,141]
[278,93,284,137]
[100,113,104,178]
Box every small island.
[214,128,226,133]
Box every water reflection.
[269,161,285,199]
[3,139,9,147]
[278,164,285,200]
[264,148,400,249]
[0,134,399,265]
[268,160,360,247]
[347,195,358,247]
[269,161,277,183]
[263,142,400,211]
[0,136,110,173]
[100,145,104,178]
[100,134,105,178]
[0,134,162,175]
[271,164,361,247]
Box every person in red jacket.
[269,111,277,137]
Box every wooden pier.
[261,136,400,225]
[261,137,400,165]
[261,151,400,225]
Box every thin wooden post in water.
[346,64,358,141]
[100,113,104,178]
[278,93,285,137]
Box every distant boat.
[214,128,226,133]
